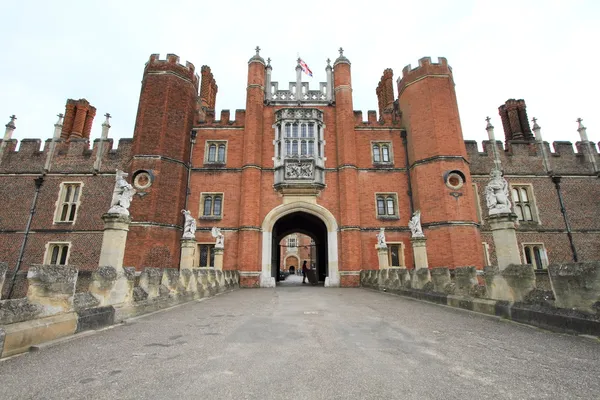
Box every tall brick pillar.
[398,57,483,269]
[237,47,265,286]
[334,49,362,286]
[124,54,199,270]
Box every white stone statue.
[108,170,136,215]
[485,169,512,215]
[181,210,196,239]
[211,227,224,249]
[409,210,425,238]
[376,228,386,248]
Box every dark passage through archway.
[272,212,328,285]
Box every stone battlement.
[197,109,246,127]
[0,137,132,174]
[465,139,600,175]
[145,53,199,88]
[353,110,396,126]
[397,57,452,96]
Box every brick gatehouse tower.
[1,47,598,295]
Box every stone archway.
[261,202,339,288]
[284,254,300,274]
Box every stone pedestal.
[411,237,428,269]
[376,245,389,269]
[214,247,224,271]
[98,213,131,272]
[180,239,196,270]
[488,213,521,270]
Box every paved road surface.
[1,287,599,399]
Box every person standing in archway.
[302,260,308,284]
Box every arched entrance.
[261,202,339,287]
[284,255,299,274]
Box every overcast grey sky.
[1,0,598,149]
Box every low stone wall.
[361,263,600,337]
[0,264,240,358]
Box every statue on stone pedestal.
[211,227,224,249]
[181,210,196,239]
[108,170,136,215]
[485,169,511,215]
[409,210,425,238]
[376,228,387,248]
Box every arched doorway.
[261,202,339,287]
[284,254,299,274]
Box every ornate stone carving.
[211,227,224,249]
[376,228,387,248]
[181,210,196,239]
[485,169,512,215]
[409,210,425,238]
[108,170,136,215]
[285,161,313,179]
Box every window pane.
[285,124,291,137]
[203,196,212,216]
[533,247,543,269]
[200,245,208,267]
[286,140,291,156]
[308,123,314,137]
[292,141,298,155]
[292,124,298,137]
[524,205,533,221]
[308,141,314,156]
[382,146,389,162]
[390,245,400,267]
[520,188,529,202]
[209,246,215,267]
[213,196,222,216]
[72,185,80,202]
[511,188,519,203]
[218,145,226,162]
[65,185,72,202]
[377,198,385,215]
[386,198,395,215]
[51,246,59,264]
[61,204,68,221]
[277,141,281,157]
[373,145,380,162]
[515,205,524,221]
[68,205,77,222]
[301,140,307,155]
[301,124,307,138]
[208,144,216,162]
[524,246,532,264]
[59,246,68,265]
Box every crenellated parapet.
[0,137,132,174]
[197,109,246,126]
[466,139,600,175]
[145,53,199,89]
[397,57,451,96]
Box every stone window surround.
[204,140,228,164]
[196,242,215,268]
[371,141,394,165]
[509,183,541,224]
[472,183,482,223]
[374,192,400,220]
[43,241,71,266]
[199,192,224,220]
[387,241,406,267]
[482,242,491,266]
[521,242,549,269]
[53,181,84,224]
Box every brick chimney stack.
[199,65,218,122]
[376,68,394,118]
[61,99,96,140]
[498,99,534,145]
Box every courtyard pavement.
[1,287,599,399]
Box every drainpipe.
[184,130,197,211]
[400,129,414,214]
[7,176,44,298]
[552,175,578,262]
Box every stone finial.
[5,115,16,130]
[577,118,589,142]
[248,45,265,64]
[52,113,64,140]
[100,113,111,140]
[334,47,350,67]
[485,116,493,130]
[532,117,542,141]
[339,47,344,56]
[267,57,271,67]
[255,46,261,56]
